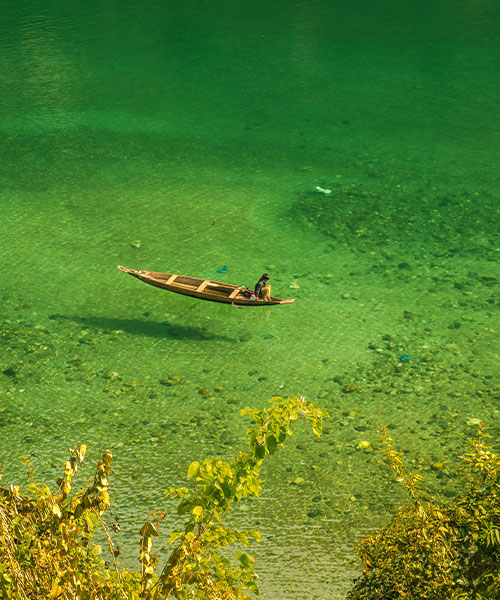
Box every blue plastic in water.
[399,353,410,362]
[216,265,228,273]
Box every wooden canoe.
[117,266,295,307]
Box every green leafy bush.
[348,426,500,600]
[0,444,140,600]
[0,396,327,599]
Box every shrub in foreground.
[0,396,327,599]
[348,425,500,600]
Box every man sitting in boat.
[254,273,271,301]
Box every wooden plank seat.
[195,280,209,293]
[229,287,242,299]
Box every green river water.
[1,1,500,597]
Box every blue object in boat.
[216,265,228,274]
[399,353,410,362]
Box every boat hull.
[117,266,295,306]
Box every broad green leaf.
[177,500,192,515]
[238,553,254,568]
[212,509,221,522]
[266,435,277,455]
[255,444,265,460]
[187,461,200,478]
[75,444,87,462]
[220,481,232,498]
[139,521,160,537]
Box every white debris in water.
[315,186,332,195]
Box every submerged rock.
[159,375,183,386]
[306,508,323,518]
[342,382,358,393]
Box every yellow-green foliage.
[348,426,500,600]
[0,396,328,600]
[0,445,141,599]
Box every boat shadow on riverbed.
[48,314,236,343]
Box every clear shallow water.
[1,1,500,598]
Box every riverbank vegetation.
[0,396,327,599]
[348,425,500,600]
[2,399,500,599]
